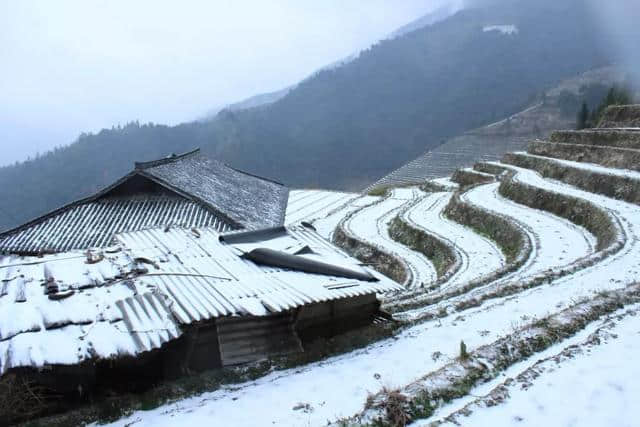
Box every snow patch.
[483,25,519,35]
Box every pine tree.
[576,102,589,130]
[589,108,599,128]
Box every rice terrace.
[1,1,639,426]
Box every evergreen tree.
[576,102,589,130]
[589,108,599,128]
[590,84,635,126]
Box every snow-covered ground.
[483,24,519,35]
[462,181,596,275]
[431,304,640,427]
[98,148,640,426]
[514,151,640,180]
[403,191,505,289]
[398,178,598,321]
[343,188,437,287]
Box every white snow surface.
[404,191,505,289]
[85,153,640,427]
[462,181,597,275]
[483,24,519,35]
[398,179,598,321]
[515,151,640,180]
[430,177,459,189]
[285,190,359,226]
[343,188,437,287]
[435,305,640,427]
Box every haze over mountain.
[209,1,465,116]
[1,0,450,167]
[0,0,630,231]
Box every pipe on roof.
[219,227,287,244]
[243,247,377,282]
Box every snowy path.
[431,304,640,427]
[404,191,505,289]
[343,188,437,288]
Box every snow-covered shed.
[0,223,400,394]
[0,149,289,255]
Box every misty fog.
[0,0,458,166]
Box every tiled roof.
[137,149,289,230]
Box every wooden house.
[0,224,400,404]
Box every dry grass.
[0,373,57,424]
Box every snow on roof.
[0,224,400,375]
[0,250,181,375]
[137,149,289,230]
[483,25,519,35]
[116,225,401,321]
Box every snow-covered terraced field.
[462,181,597,275]
[403,191,505,289]
[396,178,599,322]
[431,303,640,427]
[514,151,640,179]
[343,188,437,287]
[101,127,640,427]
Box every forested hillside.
[0,0,613,231]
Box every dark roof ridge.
[224,163,286,187]
[134,148,200,170]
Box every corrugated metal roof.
[116,225,401,323]
[0,250,181,375]
[0,197,234,255]
[0,224,400,374]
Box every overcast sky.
[0,0,457,166]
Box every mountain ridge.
[0,0,614,231]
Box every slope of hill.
[84,112,640,427]
[0,0,615,231]
[366,66,629,191]
[205,3,464,117]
